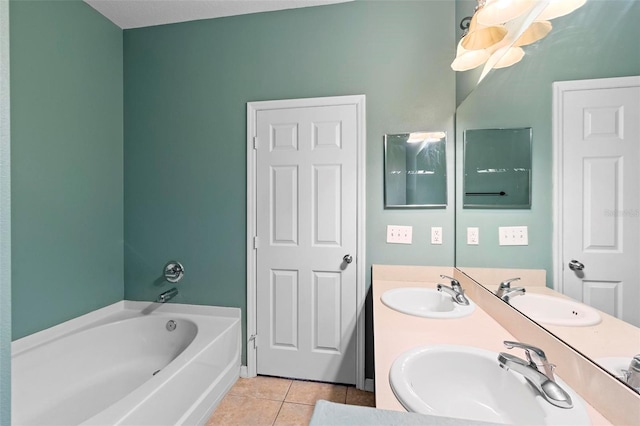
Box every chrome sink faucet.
[496,277,526,302]
[437,274,470,306]
[498,341,573,409]
[623,355,640,391]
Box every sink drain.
[166,320,177,331]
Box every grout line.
[271,401,284,426]
[282,379,293,402]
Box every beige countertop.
[372,265,610,424]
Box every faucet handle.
[164,261,185,283]
[624,355,640,389]
[440,274,460,288]
[504,341,555,379]
[499,277,521,289]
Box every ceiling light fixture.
[451,0,586,78]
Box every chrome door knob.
[343,254,353,264]
[568,260,585,271]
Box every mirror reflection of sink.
[596,356,631,380]
[389,345,589,425]
[508,293,601,327]
[381,288,475,319]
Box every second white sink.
[381,288,475,319]
[389,345,590,425]
[509,293,601,327]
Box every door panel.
[256,103,357,383]
[583,157,620,250]
[313,271,342,352]
[562,83,640,326]
[313,165,342,246]
[271,269,298,349]
[582,280,622,318]
[271,166,298,245]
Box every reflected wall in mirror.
[384,132,447,208]
[463,128,531,208]
[454,0,640,392]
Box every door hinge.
[253,136,259,150]
[249,334,258,349]
[253,236,260,249]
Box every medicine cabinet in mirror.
[384,132,447,208]
[463,128,532,209]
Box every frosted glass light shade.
[477,0,535,26]
[514,20,552,46]
[451,39,490,71]
[493,46,525,68]
[461,13,508,50]
[537,0,586,21]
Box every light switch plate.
[431,227,443,245]
[499,226,529,246]
[387,225,412,244]
[467,227,479,245]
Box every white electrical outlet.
[499,226,529,246]
[467,227,479,245]
[387,225,413,244]
[431,227,443,245]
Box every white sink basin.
[509,293,601,327]
[381,288,475,319]
[389,345,589,425]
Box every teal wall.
[123,1,456,375]
[455,0,640,284]
[10,0,124,339]
[1,0,11,422]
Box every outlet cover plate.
[431,227,443,245]
[467,227,479,245]
[387,225,413,244]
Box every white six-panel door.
[251,99,362,384]
[554,76,640,327]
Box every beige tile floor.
[207,376,375,425]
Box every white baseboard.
[240,365,250,378]
[364,378,375,392]
[239,365,374,392]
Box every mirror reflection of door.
[556,76,640,327]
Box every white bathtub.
[12,301,241,426]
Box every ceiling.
[84,0,352,30]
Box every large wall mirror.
[454,0,640,393]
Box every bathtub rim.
[12,301,241,425]
[12,301,240,355]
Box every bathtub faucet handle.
[164,261,185,283]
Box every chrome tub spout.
[158,287,178,303]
